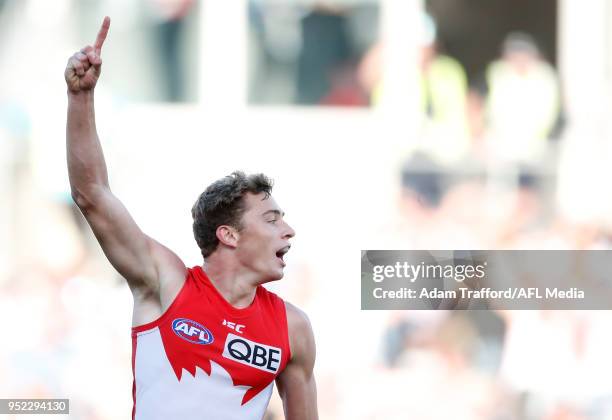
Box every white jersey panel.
[134,327,274,420]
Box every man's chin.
[268,270,285,281]
[271,271,284,281]
[262,270,284,283]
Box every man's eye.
[268,219,277,224]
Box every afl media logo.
[172,318,214,345]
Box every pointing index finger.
[94,16,110,54]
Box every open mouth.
[275,245,291,266]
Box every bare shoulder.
[147,235,187,292]
[285,301,310,328]
[284,301,315,364]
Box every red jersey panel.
[131,266,291,420]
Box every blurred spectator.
[249,2,377,106]
[248,2,302,104]
[146,0,195,102]
[486,32,561,164]
[365,13,470,164]
[296,5,353,105]
[417,42,470,164]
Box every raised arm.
[65,17,185,313]
[276,302,318,420]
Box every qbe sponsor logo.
[222,333,282,373]
[172,318,214,345]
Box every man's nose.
[283,222,296,239]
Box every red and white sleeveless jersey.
[131,266,291,420]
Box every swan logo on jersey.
[172,318,214,345]
[223,333,281,373]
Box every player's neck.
[202,256,260,309]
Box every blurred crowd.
[2,0,612,419]
[360,310,612,420]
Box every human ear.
[216,225,239,248]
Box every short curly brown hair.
[191,171,273,258]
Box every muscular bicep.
[74,185,185,292]
[276,303,318,420]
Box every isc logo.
[172,318,214,345]
[223,333,282,374]
[223,319,245,334]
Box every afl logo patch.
[172,318,214,345]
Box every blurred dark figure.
[453,311,506,374]
[486,32,560,164]
[296,5,353,104]
[466,75,488,153]
[401,153,444,209]
[147,0,195,102]
[381,317,415,368]
[320,59,368,106]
